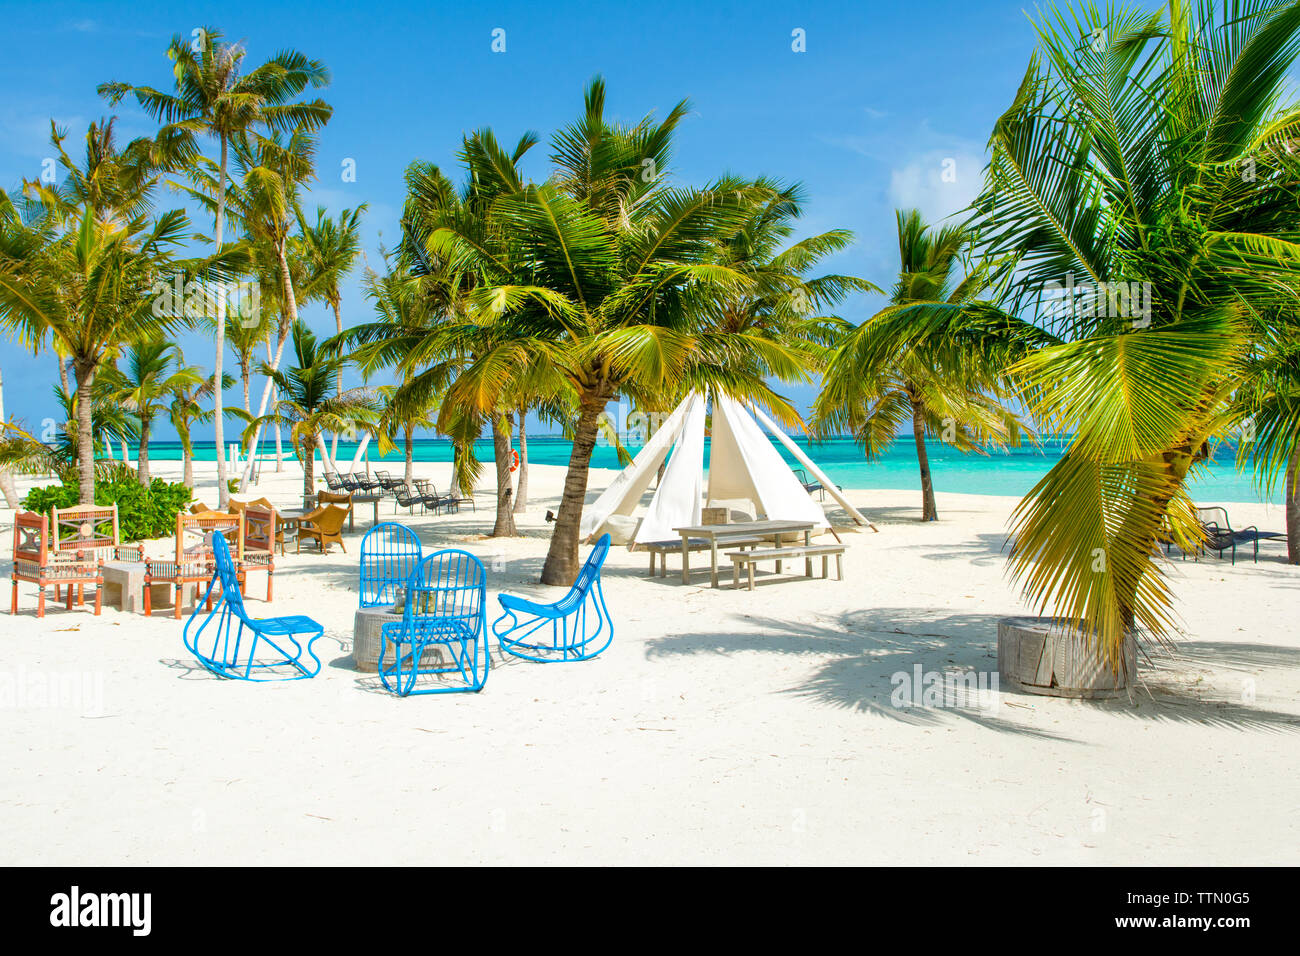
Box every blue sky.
[0,0,1041,440]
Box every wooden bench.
[641,536,764,577]
[725,544,845,591]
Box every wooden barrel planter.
[997,617,1136,699]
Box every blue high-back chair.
[359,522,422,607]
[182,533,324,681]
[377,550,488,696]
[492,534,613,662]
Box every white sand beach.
[1,461,1296,866]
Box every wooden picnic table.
[672,519,816,588]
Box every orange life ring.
[510,449,519,473]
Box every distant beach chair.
[1193,506,1281,565]
[323,471,346,493]
[10,511,105,618]
[492,534,614,662]
[359,522,423,607]
[373,470,406,496]
[415,478,474,514]
[377,550,489,696]
[393,482,425,515]
[182,532,323,681]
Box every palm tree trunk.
[513,408,529,513]
[239,256,296,492]
[302,430,316,501]
[73,361,96,505]
[404,425,414,485]
[541,387,609,584]
[0,364,20,508]
[911,396,938,521]
[241,358,251,414]
[330,299,344,463]
[182,442,194,489]
[137,417,151,486]
[213,132,230,508]
[491,414,517,537]
[1287,443,1300,564]
[56,352,70,397]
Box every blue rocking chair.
[492,534,614,662]
[359,522,422,607]
[377,550,489,696]
[182,533,324,681]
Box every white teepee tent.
[580,389,870,547]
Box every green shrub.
[22,476,193,541]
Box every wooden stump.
[997,617,1135,699]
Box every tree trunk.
[182,445,194,489]
[73,361,96,505]
[491,414,517,537]
[404,425,414,486]
[1287,443,1300,564]
[541,387,609,585]
[137,417,151,486]
[239,256,295,492]
[513,408,529,513]
[0,364,20,508]
[330,298,344,463]
[56,352,70,397]
[241,358,251,414]
[302,429,316,501]
[911,397,938,521]
[213,132,230,507]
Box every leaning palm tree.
[296,204,366,459]
[180,127,321,490]
[970,0,1300,672]
[429,80,799,582]
[246,320,380,499]
[101,28,331,506]
[814,210,1047,521]
[170,370,237,489]
[100,340,205,484]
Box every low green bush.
[23,475,193,541]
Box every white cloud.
[887,149,985,225]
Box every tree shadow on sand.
[644,606,1300,737]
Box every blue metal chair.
[377,550,489,696]
[359,522,422,607]
[182,533,324,681]
[492,534,613,662]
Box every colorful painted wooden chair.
[145,511,244,619]
[9,511,104,618]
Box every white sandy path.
[0,460,1296,865]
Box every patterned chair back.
[51,504,120,557]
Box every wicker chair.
[296,504,350,554]
[10,511,105,618]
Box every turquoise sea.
[139,435,1279,505]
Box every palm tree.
[814,210,1046,520]
[247,320,380,499]
[971,0,1300,672]
[428,80,795,582]
[0,363,19,507]
[170,370,237,488]
[297,204,366,459]
[101,340,205,484]
[101,28,331,506]
[0,171,191,502]
[180,127,321,490]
